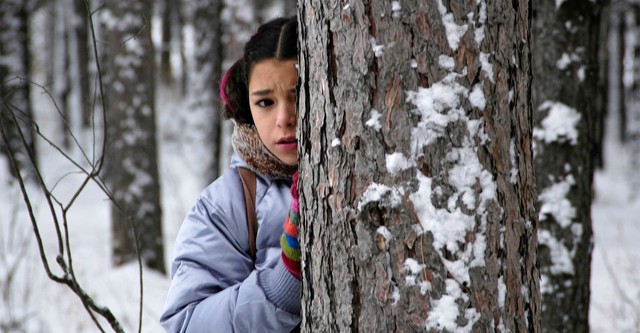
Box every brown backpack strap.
[238,167,258,263]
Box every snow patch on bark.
[533,101,581,145]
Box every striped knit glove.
[281,171,301,279]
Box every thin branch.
[86,0,108,173]
[0,110,64,284]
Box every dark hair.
[220,16,298,125]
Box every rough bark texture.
[0,0,36,179]
[298,1,540,332]
[531,1,602,331]
[102,0,165,274]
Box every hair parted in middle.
[220,16,298,125]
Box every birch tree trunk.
[298,1,540,332]
[531,1,603,331]
[102,0,165,274]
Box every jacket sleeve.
[159,190,300,333]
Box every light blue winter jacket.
[160,155,301,333]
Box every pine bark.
[531,2,603,331]
[298,1,540,332]
[102,0,165,274]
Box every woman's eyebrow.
[251,89,273,96]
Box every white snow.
[386,152,415,175]
[438,55,455,71]
[365,109,383,131]
[533,101,582,145]
[406,72,467,153]
[538,175,577,228]
[436,0,468,51]
[469,84,486,110]
[369,37,386,57]
[479,52,495,83]
[357,183,403,211]
[377,226,393,241]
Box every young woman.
[160,16,302,333]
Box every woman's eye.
[256,99,273,108]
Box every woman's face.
[248,59,298,166]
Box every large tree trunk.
[595,2,611,169]
[298,1,540,332]
[613,2,626,143]
[185,0,223,184]
[53,0,72,149]
[102,0,165,274]
[160,0,178,83]
[71,0,92,128]
[0,0,36,179]
[623,5,640,197]
[531,1,603,331]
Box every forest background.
[0,0,639,332]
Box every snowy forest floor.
[1,80,639,332]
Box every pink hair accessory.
[219,69,233,112]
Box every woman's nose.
[276,101,296,128]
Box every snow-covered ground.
[589,117,640,333]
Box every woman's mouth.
[277,136,298,151]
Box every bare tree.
[531,1,605,331]
[0,1,152,331]
[298,1,540,331]
[101,0,165,274]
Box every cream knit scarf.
[232,122,297,180]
